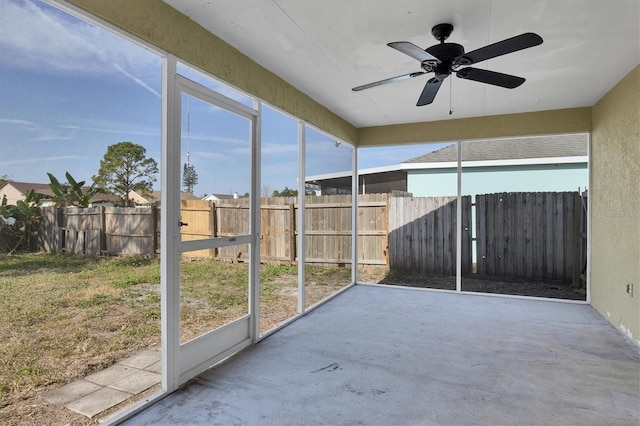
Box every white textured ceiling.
[163,0,639,128]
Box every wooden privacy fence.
[475,192,585,284]
[388,196,473,276]
[179,195,388,265]
[37,195,389,265]
[388,191,585,282]
[36,191,586,283]
[38,206,159,255]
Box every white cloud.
[0,118,35,126]
[0,116,71,142]
[60,124,159,137]
[261,142,298,155]
[31,134,73,142]
[0,0,160,90]
[194,151,226,160]
[113,63,161,98]
[0,155,82,166]
[181,133,249,145]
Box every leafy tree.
[182,163,198,193]
[261,184,273,198]
[93,142,158,207]
[272,186,298,197]
[47,171,103,207]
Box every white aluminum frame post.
[297,122,306,314]
[161,61,261,391]
[161,54,180,392]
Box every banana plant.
[47,172,104,207]
[0,190,42,252]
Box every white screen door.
[163,73,260,387]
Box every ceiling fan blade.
[352,71,425,91]
[417,77,443,106]
[388,41,440,63]
[456,67,525,88]
[455,33,543,65]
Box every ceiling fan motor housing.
[424,43,465,77]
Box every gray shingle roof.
[150,190,199,202]
[403,134,588,163]
[5,181,54,197]
[5,181,117,203]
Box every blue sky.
[0,0,440,197]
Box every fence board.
[180,200,214,258]
[553,194,564,280]
[564,192,575,281]
[476,192,582,283]
[389,195,469,276]
[544,192,554,279]
[461,195,472,275]
[105,207,154,255]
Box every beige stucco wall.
[63,0,358,145]
[359,107,592,146]
[590,65,640,347]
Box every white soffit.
[163,0,640,128]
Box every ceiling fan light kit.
[353,23,543,106]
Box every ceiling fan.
[352,23,543,106]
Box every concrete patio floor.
[122,285,639,425]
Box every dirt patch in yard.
[373,269,586,301]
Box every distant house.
[306,166,407,195]
[0,181,116,206]
[404,134,588,197]
[0,181,56,206]
[202,193,240,202]
[307,134,588,196]
[127,190,200,205]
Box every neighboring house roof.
[1,181,116,203]
[134,190,200,204]
[403,134,588,164]
[202,193,239,201]
[4,181,55,198]
[152,190,199,202]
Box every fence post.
[383,194,389,266]
[572,193,582,287]
[208,201,215,259]
[288,203,296,264]
[100,206,106,254]
[151,205,158,255]
[211,202,218,259]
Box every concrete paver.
[120,350,160,370]
[109,370,161,394]
[85,364,138,386]
[144,360,161,374]
[41,349,161,419]
[66,387,131,418]
[41,380,102,406]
